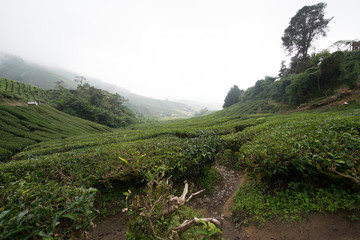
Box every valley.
[1,1,360,239]
[1,96,359,239]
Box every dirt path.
[90,165,360,240]
[194,165,247,239]
[242,213,360,240]
[195,165,360,240]
[89,165,245,240]
[89,213,127,240]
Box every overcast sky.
[0,0,359,109]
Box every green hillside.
[0,77,51,103]
[1,100,359,238]
[124,92,196,118]
[0,104,111,161]
[0,77,138,128]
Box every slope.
[0,104,111,162]
[0,77,51,103]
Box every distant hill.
[0,53,76,89]
[86,79,197,118]
[0,53,198,118]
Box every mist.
[0,0,359,109]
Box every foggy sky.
[0,0,359,109]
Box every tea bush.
[0,178,98,239]
[0,105,110,161]
[236,113,360,184]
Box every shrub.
[0,179,98,239]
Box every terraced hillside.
[0,77,50,103]
[0,104,111,161]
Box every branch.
[330,167,360,186]
[185,189,205,203]
[159,181,204,217]
[170,217,222,236]
[168,180,189,203]
[150,196,163,215]
[141,195,166,240]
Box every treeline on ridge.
[49,81,137,128]
[0,77,138,128]
[225,50,360,108]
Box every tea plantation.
[1,100,360,238]
[0,104,111,161]
[0,77,51,103]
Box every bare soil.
[194,165,360,240]
[193,165,246,239]
[294,88,359,112]
[242,213,360,240]
[0,99,27,106]
[89,213,127,240]
[90,165,360,240]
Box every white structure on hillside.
[27,100,38,106]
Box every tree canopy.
[50,82,137,127]
[236,51,360,107]
[223,85,243,108]
[282,3,333,58]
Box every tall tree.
[282,3,333,58]
[223,85,243,108]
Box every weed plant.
[232,182,360,227]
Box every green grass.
[232,183,360,227]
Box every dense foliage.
[282,2,333,58]
[240,51,360,105]
[223,85,244,108]
[0,180,98,239]
[49,82,138,128]
[229,109,360,226]
[234,111,360,184]
[0,77,138,128]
